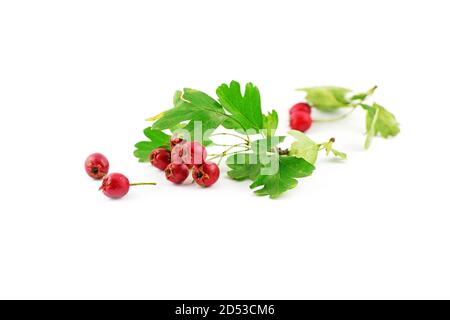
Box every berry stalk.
[129,182,157,186]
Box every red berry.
[170,135,185,149]
[171,143,184,165]
[100,173,130,199]
[85,153,109,179]
[181,141,207,166]
[192,162,220,187]
[290,102,311,115]
[150,148,171,170]
[165,163,190,184]
[290,111,312,132]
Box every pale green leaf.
[297,86,351,112]
[288,130,319,164]
[331,149,347,159]
[365,103,399,148]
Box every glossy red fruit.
[85,153,109,179]
[290,111,312,132]
[170,135,185,149]
[290,102,311,115]
[192,162,220,187]
[181,141,207,166]
[100,173,130,199]
[165,163,190,184]
[150,148,171,170]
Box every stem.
[129,182,157,186]
[365,85,378,97]
[217,149,250,164]
[317,137,335,147]
[208,146,250,161]
[208,147,250,159]
[314,107,357,123]
[217,145,248,164]
[220,116,251,143]
[211,142,248,148]
[209,132,250,144]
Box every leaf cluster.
[297,86,400,148]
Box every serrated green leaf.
[216,81,264,132]
[143,127,170,142]
[153,88,224,129]
[297,86,351,112]
[262,110,279,137]
[133,128,171,162]
[173,90,183,107]
[152,88,228,144]
[366,103,400,138]
[250,156,315,199]
[288,130,319,164]
[365,103,400,148]
[226,153,263,181]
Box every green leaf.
[173,90,183,107]
[288,130,319,164]
[367,103,400,138]
[365,103,400,148]
[154,89,224,128]
[250,156,315,199]
[133,128,171,162]
[350,85,377,102]
[320,138,347,159]
[262,110,279,137]
[364,105,379,149]
[216,81,264,132]
[331,148,347,159]
[288,131,347,162]
[152,88,228,143]
[226,153,263,181]
[323,139,333,156]
[297,86,351,112]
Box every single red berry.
[290,102,311,115]
[192,162,220,187]
[170,135,185,149]
[171,143,185,165]
[100,173,130,199]
[290,111,312,132]
[181,141,207,166]
[150,148,171,170]
[165,163,190,184]
[85,153,109,179]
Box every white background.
[1,0,449,299]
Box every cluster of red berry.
[84,136,220,199]
[289,102,312,132]
[151,136,220,187]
